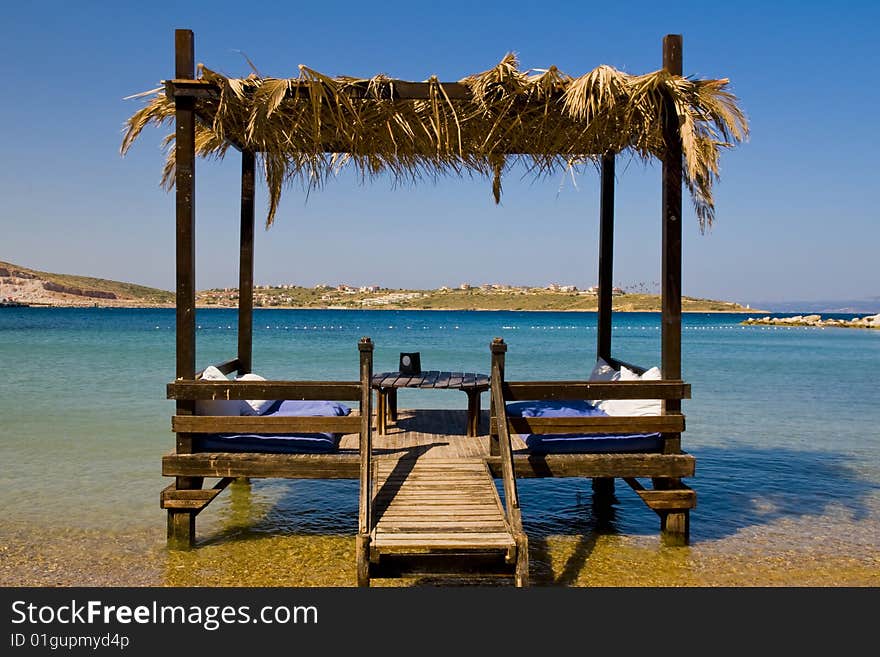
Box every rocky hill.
[0,261,174,307]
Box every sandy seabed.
[3,513,877,588]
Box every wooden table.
[371,370,490,437]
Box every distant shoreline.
[5,302,768,314]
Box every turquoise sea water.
[1,307,878,586]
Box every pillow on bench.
[597,365,663,417]
[505,399,662,454]
[195,400,352,454]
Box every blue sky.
[1,0,877,305]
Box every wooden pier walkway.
[370,458,516,575]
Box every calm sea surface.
[1,308,878,586]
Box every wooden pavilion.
[124,30,746,586]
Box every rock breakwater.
[742,314,879,329]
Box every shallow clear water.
[1,308,878,586]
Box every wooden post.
[661,34,683,389]
[489,338,506,456]
[597,154,615,363]
[466,389,481,437]
[170,28,198,548]
[175,28,196,388]
[592,477,615,496]
[661,34,684,457]
[167,511,195,550]
[661,511,689,547]
[357,337,374,586]
[237,150,255,375]
[658,36,689,544]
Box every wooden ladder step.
[160,478,233,511]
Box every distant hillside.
[0,260,173,306]
[198,285,762,313]
[0,260,761,312]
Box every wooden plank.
[433,371,452,388]
[624,477,696,510]
[163,452,360,479]
[502,381,691,400]
[167,380,361,401]
[376,493,498,501]
[597,153,615,362]
[380,510,503,518]
[381,502,500,510]
[373,534,515,549]
[391,374,415,388]
[494,413,685,435]
[160,477,232,511]
[491,452,696,479]
[172,414,360,433]
[379,520,509,529]
[237,150,255,374]
[448,372,464,387]
[416,373,435,387]
[377,373,401,388]
[166,78,475,102]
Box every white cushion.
[195,366,242,416]
[588,357,619,405]
[236,372,275,416]
[589,357,618,382]
[598,365,663,416]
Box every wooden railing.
[356,337,374,586]
[490,339,528,584]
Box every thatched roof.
[121,54,747,229]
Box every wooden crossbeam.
[167,380,361,401]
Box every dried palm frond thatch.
[121,55,747,229]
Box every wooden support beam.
[160,477,234,512]
[501,380,691,401]
[163,452,361,479]
[174,29,196,384]
[167,510,195,549]
[237,150,256,375]
[487,452,696,479]
[165,78,475,102]
[623,477,696,510]
[597,154,615,362]
[491,413,685,435]
[167,380,362,401]
[661,34,683,386]
[172,414,361,434]
[661,34,684,457]
[592,477,615,496]
[174,29,197,455]
[489,338,506,457]
[358,337,374,537]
